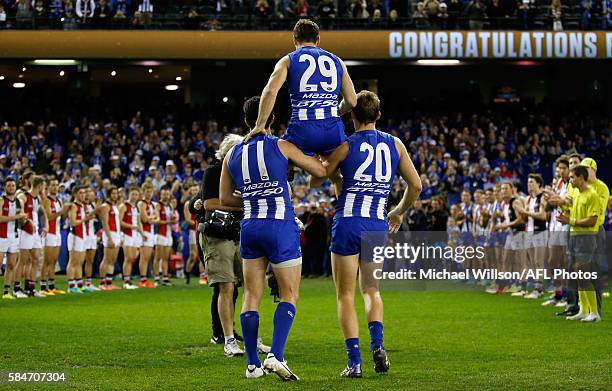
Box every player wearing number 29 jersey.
[247,19,357,157]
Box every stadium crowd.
[0,0,611,30]
[0,108,610,278]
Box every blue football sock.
[240,311,261,366]
[270,302,296,362]
[368,321,384,351]
[345,338,362,367]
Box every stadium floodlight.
[416,59,461,66]
[13,82,26,88]
[32,59,79,66]
[165,84,179,91]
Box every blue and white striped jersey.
[287,46,343,123]
[336,130,400,220]
[227,135,294,221]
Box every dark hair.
[293,19,320,44]
[555,155,569,168]
[572,165,589,180]
[4,177,16,185]
[47,176,58,185]
[568,152,582,161]
[160,184,172,192]
[243,96,273,129]
[353,90,380,124]
[528,173,544,187]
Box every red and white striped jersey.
[122,202,139,237]
[107,202,120,233]
[0,196,20,239]
[21,192,40,235]
[158,202,172,236]
[47,196,62,235]
[71,202,87,238]
[141,200,155,233]
[85,203,96,236]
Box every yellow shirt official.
[589,179,610,229]
[570,186,600,235]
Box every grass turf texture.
[1,278,610,391]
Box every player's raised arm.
[219,150,242,208]
[338,60,357,116]
[246,56,290,141]
[278,139,326,179]
[388,138,422,233]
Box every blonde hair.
[216,134,244,161]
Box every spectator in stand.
[316,0,337,18]
[446,0,461,28]
[112,0,131,20]
[136,0,153,25]
[423,0,440,21]
[518,0,531,29]
[94,0,112,28]
[488,0,506,28]
[435,3,449,28]
[33,0,46,26]
[367,0,384,16]
[603,0,612,29]
[408,200,428,231]
[253,0,271,18]
[550,0,563,31]
[0,5,7,29]
[412,1,429,28]
[464,0,487,30]
[76,0,96,23]
[15,0,34,29]
[581,0,592,29]
[293,0,310,17]
[350,0,370,18]
[47,0,64,28]
[387,8,401,27]
[371,8,382,24]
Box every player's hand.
[387,210,404,233]
[194,199,203,210]
[15,212,27,221]
[556,213,570,225]
[108,240,116,248]
[244,125,266,143]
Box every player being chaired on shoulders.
[245,19,357,187]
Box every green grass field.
[1,278,610,390]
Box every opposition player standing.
[1,178,27,299]
[184,184,204,285]
[84,187,102,291]
[120,186,144,290]
[324,91,422,377]
[138,183,157,288]
[16,176,48,297]
[541,156,570,307]
[220,96,327,380]
[246,19,357,184]
[66,186,94,293]
[41,177,69,295]
[154,185,175,287]
[99,186,122,290]
[521,174,548,299]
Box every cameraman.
[190,134,244,356]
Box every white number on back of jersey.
[353,142,391,182]
[241,141,269,184]
[298,54,338,93]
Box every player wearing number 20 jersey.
[248,19,357,157]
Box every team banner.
[0,31,610,60]
[388,31,612,59]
